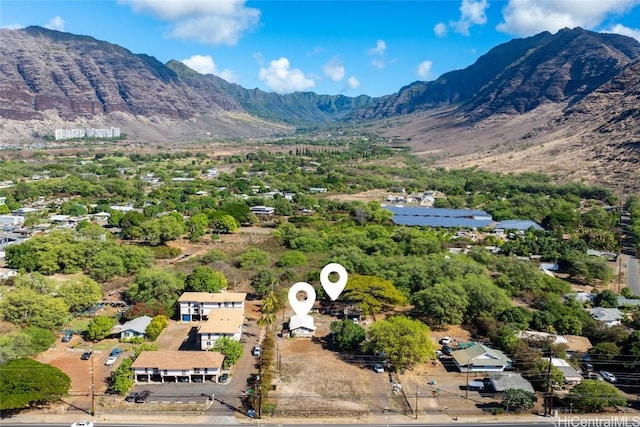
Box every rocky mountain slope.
[0,26,638,190]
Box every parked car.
[105,356,118,366]
[600,371,617,383]
[248,374,260,385]
[192,377,203,383]
[125,392,138,402]
[109,348,121,358]
[70,421,93,427]
[252,346,261,357]
[62,330,73,342]
[439,336,453,345]
[219,373,229,383]
[373,364,384,373]
[442,345,454,356]
[135,390,150,403]
[581,363,594,372]
[80,350,93,360]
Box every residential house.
[618,296,640,308]
[178,292,246,322]
[517,330,592,355]
[111,316,152,340]
[197,309,245,350]
[131,350,224,383]
[0,215,25,226]
[587,307,623,327]
[549,357,582,385]
[564,292,595,305]
[288,314,316,338]
[451,343,512,372]
[489,372,535,393]
[249,206,275,216]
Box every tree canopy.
[0,358,71,410]
[365,315,435,370]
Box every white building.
[197,309,245,350]
[131,350,224,383]
[178,292,246,322]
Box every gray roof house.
[587,307,623,326]
[618,296,640,308]
[550,358,582,385]
[489,372,534,393]
[451,343,512,372]
[111,316,152,340]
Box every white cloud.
[367,40,387,56]
[497,0,640,37]
[323,56,345,81]
[45,16,65,31]
[118,0,260,45]
[371,59,385,69]
[252,52,264,66]
[434,22,448,36]
[347,76,360,90]
[181,54,239,83]
[258,57,315,94]
[451,0,489,35]
[417,60,433,79]
[605,23,640,41]
[182,55,217,74]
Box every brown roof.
[131,351,224,370]
[178,292,247,303]
[198,309,245,334]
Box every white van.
[468,380,485,391]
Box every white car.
[440,336,453,345]
[373,364,384,373]
[70,421,94,427]
[600,371,617,383]
[105,355,118,366]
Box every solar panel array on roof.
[382,205,494,228]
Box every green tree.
[127,268,184,310]
[88,250,127,282]
[184,267,227,293]
[87,316,117,341]
[251,270,279,299]
[330,319,366,351]
[144,315,168,341]
[0,358,71,410]
[525,359,564,391]
[201,249,227,263]
[236,248,270,269]
[462,274,512,322]
[186,213,209,242]
[276,251,308,267]
[499,306,533,330]
[594,290,618,308]
[568,380,627,411]
[411,283,468,325]
[342,274,407,315]
[502,388,537,411]
[590,341,620,361]
[212,337,243,369]
[109,357,134,395]
[0,288,69,330]
[212,214,239,234]
[57,276,103,312]
[365,315,435,370]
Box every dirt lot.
[271,313,373,416]
[36,333,123,411]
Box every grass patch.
[69,318,91,333]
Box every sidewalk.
[4,411,554,425]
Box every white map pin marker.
[320,263,348,301]
[288,282,316,317]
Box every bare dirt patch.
[271,314,372,416]
[326,189,389,203]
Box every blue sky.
[3,0,640,97]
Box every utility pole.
[543,351,553,417]
[465,359,471,399]
[90,345,96,416]
[257,355,262,420]
[415,385,419,419]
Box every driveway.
[627,255,640,296]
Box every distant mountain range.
[1,26,638,190]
